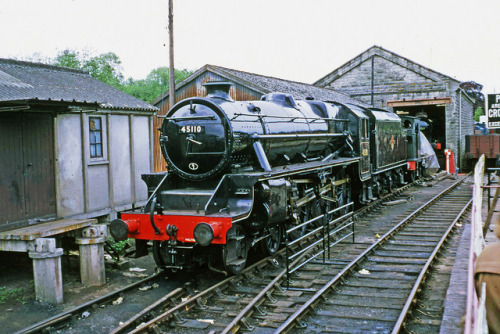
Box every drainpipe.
[371,55,375,107]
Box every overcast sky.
[1,0,499,94]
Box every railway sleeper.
[367,256,428,265]
[346,279,414,290]
[253,311,289,321]
[314,307,400,322]
[325,296,406,310]
[375,250,432,258]
[177,319,211,330]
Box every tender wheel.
[223,225,248,275]
[261,224,282,256]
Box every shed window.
[89,117,103,158]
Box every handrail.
[284,202,354,290]
[464,154,487,334]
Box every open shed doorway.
[394,104,447,169]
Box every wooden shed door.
[0,112,56,229]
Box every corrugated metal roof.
[153,64,368,107]
[0,58,158,112]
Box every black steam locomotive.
[110,82,424,274]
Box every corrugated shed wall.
[153,71,263,172]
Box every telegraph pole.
[168,0,175,108]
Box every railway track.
[280,176,472,333]
[108,182,426,334]
[111,178,469,334]
[18,175,469,334]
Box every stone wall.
[322,55,448,108]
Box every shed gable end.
[324,55,443,95]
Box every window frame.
[89,116,104,159]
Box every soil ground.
[0,249,159,334]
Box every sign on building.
[488,94,500,128]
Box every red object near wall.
[445,149,456,174]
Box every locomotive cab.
[337,103,371,181]
[400,115,423,180]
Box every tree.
[83,52,124,89]
[474,106,484,122]
[50,49,124,89]
[121,67,193,103]
[53,49,82,69]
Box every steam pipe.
[253,141,272,172]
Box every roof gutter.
[0,104,30,112]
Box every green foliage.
[52,49,123,90]
[32,49,194,104]
[121,66,193,103]
[53,49,82,69]
[83,52,124,89]
[109,239,130,255]
[0,286,24,304]
[474,106,484,122]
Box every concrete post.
[76,225,107,286]
[28,238,64,304]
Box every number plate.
[179,125,204,133]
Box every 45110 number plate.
[179,125,204,133]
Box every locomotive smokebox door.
[266,179,290,223]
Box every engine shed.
[314,46,476,171]
[152,64,367,172]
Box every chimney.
[203,81,233,101]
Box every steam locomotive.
[110,81,424,274]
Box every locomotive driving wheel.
[261,224,282,256]
[223,225,248,275]
[289,184,324,240]
[334,178,351,217]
